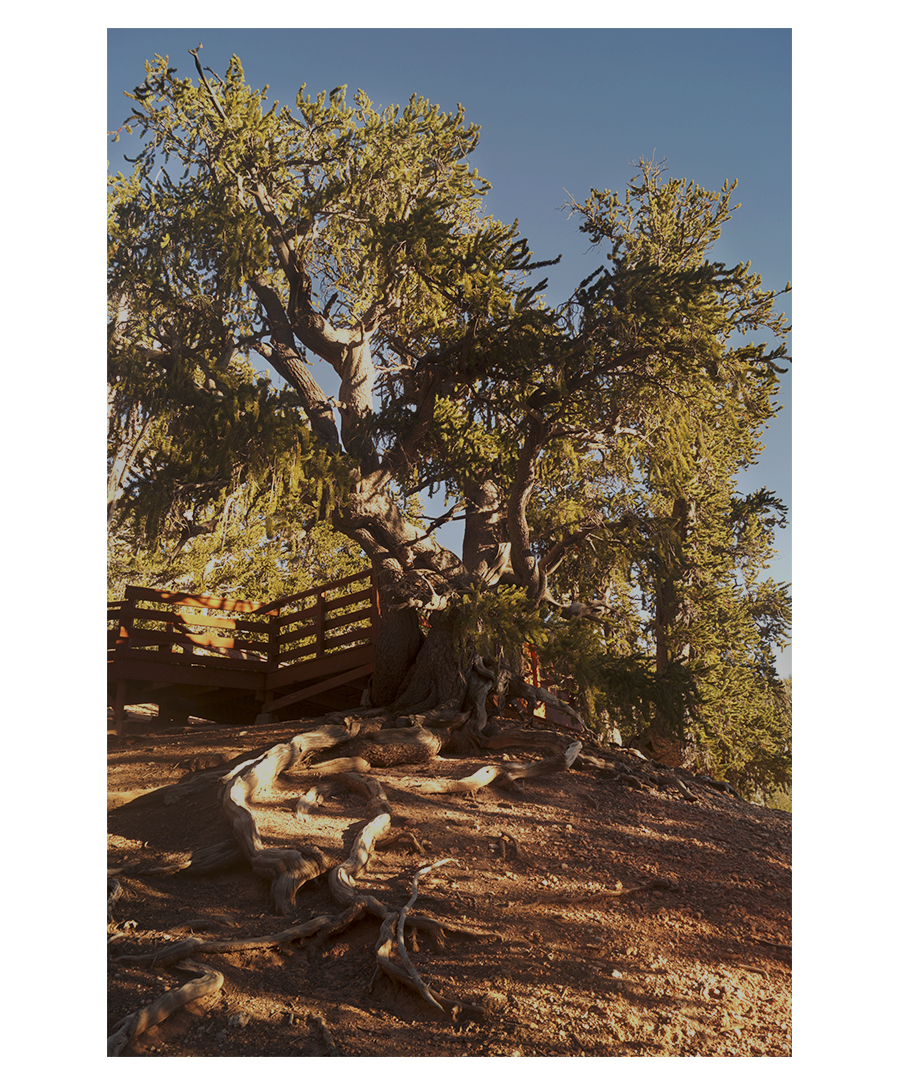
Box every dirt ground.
[107,708,791,1058]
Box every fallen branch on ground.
[110,910,360,968]
[509,876,679,909]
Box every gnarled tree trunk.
[369,606,425,707]
[390,611,467,715]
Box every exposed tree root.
[395,859,456,1010]
[372,941,486,1017]
[695,774,744,801]
[210,722,388,913]
[379,827,426,852]
[322,798,496,1012]
[371,912,485,1018]
[575,745,716,804]
[389,735,582,798]
[486,727,583,751]
[107,713,652,1040]
[223,771,328,914]
[452,654,496,747]
[390,764,512,796]
[293,782,339,818]
[618,773,649,791]
[328,811,393,914]
[502,739,583,781]
[292,756,373,777]
[335,771,392,815]
[107,959,224,1056]
[575,752,622,774]
[326,725,446,767]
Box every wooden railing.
[108,568,380,727]
[112,587,275,663]
[108,599,127,656]
[260,568,381,671]
[107,569,581,730]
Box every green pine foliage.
[109,56,791,794]
[558,163,790,786]
[108,495,366,604]
[451,584,550,664]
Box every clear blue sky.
[108,27,792,674]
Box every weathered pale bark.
[507,416,552,602]
[107,406,153,525]
[325,464,480,710]
[462,479,507,581]
[243,186,531,722]
[241,192,603,725]
[241,194,568,721]
[107,960,224,1056]
[247,274,342,454]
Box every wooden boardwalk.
[108,569,380,731]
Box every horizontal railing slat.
[323,628,372,652]
[114,605,270,635]
[123,585,274,613]
[270,644,317,668]
[321,604,375,632]
[274,602,318,628]
[324,586,376,611]
[116,629,267,654]
[114,646,266,671]
[274,587,375,630]
[277,607,374,643]
[255,568,372,614]
[274,623,318,649]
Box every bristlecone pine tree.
[108,51,790,775]
[560,171,791,791]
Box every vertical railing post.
[370,568,381,643]
[266,606,281,668]
[259,604,280,713]
[315,590,325,658]
[111,591,135,735]
[120,587,137,646]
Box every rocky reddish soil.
[107,710,791,1057]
